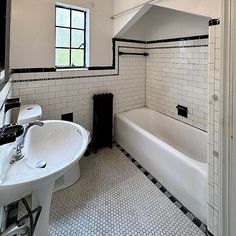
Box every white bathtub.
[115,107,208,223]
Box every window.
[55,5,87,68]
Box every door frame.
[221,0,236,235]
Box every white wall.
[113,0,220,37]
[122,6,210,41]
[114,4,152,38]
[113,0,149,15]
[10,0,113,69]
[153,0,220,19]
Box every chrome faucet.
[19,121,44,149]
[10,121,44,164]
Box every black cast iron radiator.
[92,93,114,152]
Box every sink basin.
[0,120,88,235]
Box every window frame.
[55,5,87,69]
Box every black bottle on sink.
[0,124,24,146]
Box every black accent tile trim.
[147,35,208,44]
[113,38,146,44]
[207,231,214,236]
[193,218,202,227]
[11,67,56,74]
[180,206,188,214]
[148,45,208,50]
[115,143,211,236]
[209,19,220,26]
[13,73,119,83]
[88,66,115,70]
[151,178,158,184]
[119,51,149,56]
[169,195,177,203]
[159,186,167,193]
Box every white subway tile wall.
[146,39,209,131]
[207,23,222,236]
[12,41,146,131]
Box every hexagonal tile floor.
[49,146,205,236]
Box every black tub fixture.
[176,105,188,118]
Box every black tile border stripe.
[11,35,208,74]
[147,45,208,50]
[12,73,119,83]
[115,143,213,236]
[209,19,220,26]
[11,67,56,74]
[113,38,146,44]
[88,66,114,70]
[120,45,208,51]
[146,35,208,44]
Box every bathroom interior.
[0,0,231,236]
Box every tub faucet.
[11,121,44,164]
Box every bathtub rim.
[115,108,208,178]
[118,107,208,133]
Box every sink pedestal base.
[32,182,55,236]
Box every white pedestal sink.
[0,120,89,236]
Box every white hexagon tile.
[49,147,205,236]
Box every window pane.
[72,10,84,29]
[56,49,70,66]
[56,7,70,27]
[71,30,84,48]
[71,49,84,66]
[56,28,70,47]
